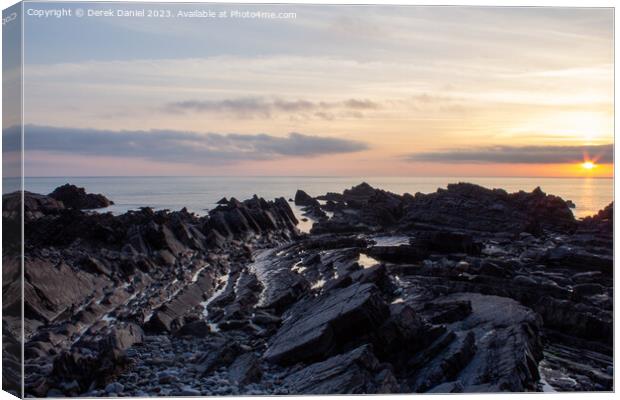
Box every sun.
[581,161,596,170]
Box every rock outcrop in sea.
[49,184,114,210]
[1,182,613,396]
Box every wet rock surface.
[264,282,389,365]
[2,182,613,396]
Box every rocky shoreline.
[2,182,613,396]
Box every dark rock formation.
[413,231,482,255]
[311,182,576,235]
[283,344,399,394]
[264,282,389,365]
[174,320,210,338]
[6,182,612,396]
[49,184,114,209]
[366,244,428,263]
[411,293,543,392]
[401,184,576,234]
[50,323,144,394]
[228,353,262,386]
[294,190,319,207]
[9,189,299,396]
[294,189,327,222]
[579,202,613,236]
[3,191,64,220]
[1,324,21,397]
[195,337,242,376]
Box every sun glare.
[581,161,596,170]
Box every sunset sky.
[6,3,614,177]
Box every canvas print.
[1,1,614,397]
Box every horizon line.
[4,175,614,180]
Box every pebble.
[105,382,124,394]
[59,380,80,392]
[158,369,180,384]
[171,388,202,396]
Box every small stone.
[172,388,202,396]
[105,382,124,394]
[59,380,80,392]
[158,369,180,384]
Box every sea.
[3,176,614,220]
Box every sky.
[4,2,614,177]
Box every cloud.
[11,125,369,165]
[165,97,381,118]
[406,144,613,164]
[342,99,381,110]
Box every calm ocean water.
[3,176,613,219]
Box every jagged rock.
[294,190,325,221]
[174,320,210,338]
[401,183,575,234]
[49,184,113,209]
[350,264,391,288]
[316,192,345,202]
[283,344,398,394]
[79,256,112,276]
[302,204,328,220]
[371,303,428,367]
[532,296,612,345]
[264,283,389,365]
[228,353,262,386]
[3,191,65,220]
[302,235,368,250]
[251,311,281,327]
[261,269,310,312]
[207,196,298,240]
[343,182,378,201]
[410,293,543,392]
[422,300,472,324]
[366,245,427,263]
[195,337,242,375]
[146,270,217,333]
[579,202,612,235]
[413,231,482,255]
[51,323,142,393]
[312,182,576,235]
[1,324,22,397]
[545,245,612,274]
[411,331,477,392]
[13,182,613,395]
[106,323,144,356]
[294,190,319,207]
[16,188,304,396]
[323,263,390,293]
[24,258,107,325]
